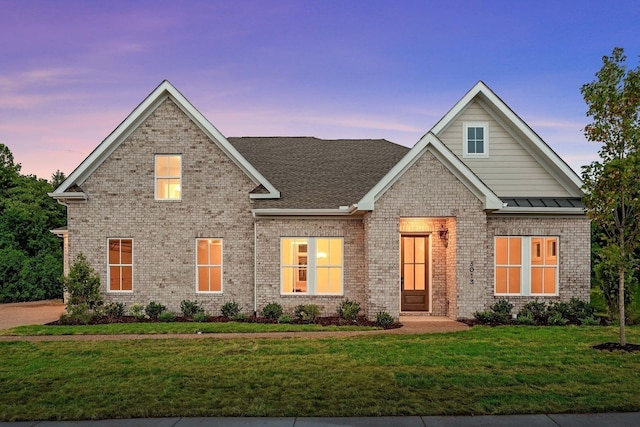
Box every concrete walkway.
[0,300,65,330]
[2,413,640,426]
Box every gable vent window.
[155,154,182,200]
[463,122,489,158]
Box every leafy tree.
[63,253,102,309]
[0,143,66,302]
[581,47,640,345]
[50,170,66,190]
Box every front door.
[401,235,429,311]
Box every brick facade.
[67,98,257,314]
[63,97,591,320]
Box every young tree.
[581,47,640,346]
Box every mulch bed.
[592,342,640,352]
[48,315,401,329]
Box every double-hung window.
[108,238,133,292]
[463,122,489,158]
[281,237,343,295]
[155,154,182,200]
[494,236,558,296]
[196,239,223,293]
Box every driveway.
[0,300,65,330]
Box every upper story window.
[463,122,489,158]
[155,155,181,200]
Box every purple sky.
[1,0,639,180]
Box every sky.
[1,0,639,180]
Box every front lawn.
[2,322,377,336]
[1,325,639,421]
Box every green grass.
[1,325,639,421]
[2,322,376,336]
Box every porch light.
[439,225,449,248]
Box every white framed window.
[281,237,343,295]
[108,238,133,292]
[463,122,489,158]
[196,239,223,293]
[494,236,558,296]
[155,154,182,200]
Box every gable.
[437,100,571,197]
[431,82,584,199]
[50,81,279,203]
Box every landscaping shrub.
[261,302,283,320]
[547,312,569,326]
[221,300,240,318]
[579,316,601,326]
[547,301,572,322]
[567,297,596,323]
[104,302,125,318]
[474,299,513,325]
[375,311,395,329]
[180,299,204,317]
[193,312,209,322]
[232,312,248,322]
[129,303,146,319]
[278,314,292,324]
[294,304,320,323]
[145,301,166,319]
[61,254,103,324]
[337,299,361,321]
[158,312,175,322]
[517,301,548,325]
[516,313,535,325]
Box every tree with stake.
[581,47,640,346]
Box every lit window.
[463,122,489,158]
[196,239,222,293]
[155,155,181,200]
[494,236,558,296]
[108,239,133,292]
[281,237,343,295]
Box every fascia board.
[357,132,503,211]
[51,81,280,199]
[47,191,87,200]
[252,206,358,217]
[430,81,485,135]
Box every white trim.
[280,237,344,296]
[195,238,223,294]
[357,132,503,211]
[106,238,134,293]
[50,80,280,200]
[431,81,583,197]
[462,122,489,158]
[154,154,182,201]
[253,206,358,217]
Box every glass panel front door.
[401,235,429,311]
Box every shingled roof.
[228,137,410,209]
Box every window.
[196,239,222,293]
[281,237,343,295]
[494,236,558,296]
[463,122,489,158]
[108,238,133,292]
[155,155,181,200]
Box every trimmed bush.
[547,312,569,326]
[278,314,292,324]
[261,302,284,320]
[104,302,125,318]
[158,312,175,322]
[337,299,361,321]
[193,312,209,322]
[129,303,146,320]
[180,300,204,317]
[145,301,166,319]
[516,313,535,325]
[517,301,548,325]
[294,304,320,323]
[579,316,601,326]
[221,300,240,318]
[375,311,395,329]
[232,312,248,322]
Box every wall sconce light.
[439,225,449,248]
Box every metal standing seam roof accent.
[501,197,585,208]
[228,137,410,209]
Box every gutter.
[48,192,88,206]
[253,220,257,317]
[252,205,359,217]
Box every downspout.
[253,219,257,317]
